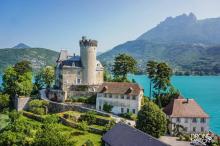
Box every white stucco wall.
[170,117,209,134]
[96,91,143,114]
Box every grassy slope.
[0,48,59,73]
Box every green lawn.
[0,114,9,130]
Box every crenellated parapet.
[79,36,98,47]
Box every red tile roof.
[163,96,209,118]
[97,82,143,96]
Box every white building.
[163,96,209,134]
[96,82,143,114]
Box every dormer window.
[72,62,75,67]
[127,87,133,93]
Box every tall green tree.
[146,61,172,107]
[146,61,158,99]
[2,61,33,97]
[41,66,55,88]
[112,54,137,81]
[153,63,172,107]
[136,101,167,138]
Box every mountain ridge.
[12,43,31,49]
[98,13,220,75]
[0,47,59,73]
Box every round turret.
[79,36,97,85]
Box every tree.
[2,64,33,97]
[32,72,44,95]
[41,66,55,88]
[153,63,172,107]
[112,54,137,81]
[0,93,10,112]
[103,103,113,113]
[146,61,173,107]
[136,101,167,138]
[104,69,112,81]
[146,61,158,99]
[34,124,76,146]
[2,66,18,96]
[14,60,32,75]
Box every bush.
[31,107,45,115]
[28,99,48,115]
[77,121,89,132]
[86,95,96,105]
[82,139,94,146]
[44,115,59,124]
[0,93,10,112]
[119,112,137,120]
[80,111,96,125]
[103,103,113,113]
[103,120,116,133]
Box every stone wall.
[47,89,67,102]
[60,117,104,135]
[47,100,110,118]
[14,96,30,111]
[67,91,96,98]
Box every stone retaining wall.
[60,117,104,135]
[14,96,30,111]
[47,101,111,118]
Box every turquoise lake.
[128,75,220,135]
[0,75,219,134]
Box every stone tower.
[79,36,97,85]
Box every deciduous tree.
[136,101,167,138]
[112,54,137,81]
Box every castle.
[54,37,143,115]
[55,37,104,91]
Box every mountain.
[12,43,31,49]
[0,48,59,73]
[138,13,220,45]
[98,13,220,75]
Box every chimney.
[102,86,108,92]
[73,53,75,57]
[127,87,133,93]
[186,98,189,103]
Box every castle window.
[121,95,124,99]
[132,96,136,100]
[185,118,188,123]
[176,118,181,123]
[200,118,206,123]
[121,108,124,113]
[192,118,197,123]
[132,109,135,114]
[77,79,81,84]
[127,108,129,113]
[109,94,112,98]
[77,71,80,75]
[127,96,130,100]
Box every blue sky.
[0,0,220,54]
